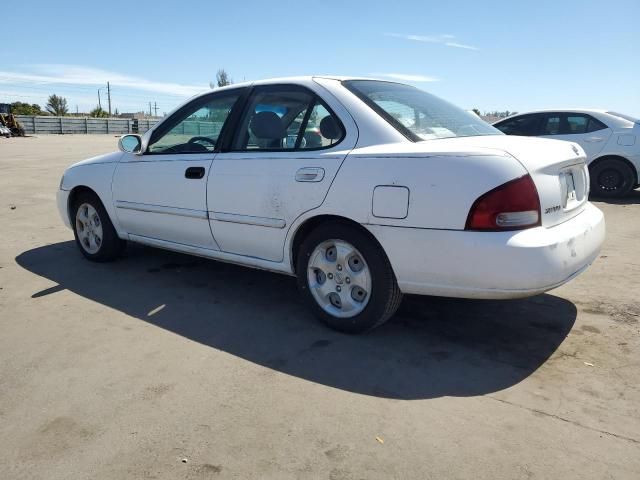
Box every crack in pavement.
[486,395,640,445]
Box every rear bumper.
[367,202,605,299]
[57,189,71,229]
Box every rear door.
[207,83,357,262]
[539,113,612,161]
[112,89,245,249]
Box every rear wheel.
[590,158,635,198]
[72,191,125,262]
[296,222,402,333]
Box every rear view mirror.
[118,134,142,154]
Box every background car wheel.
[296,222,402,333]
[72,191,125,262]
[590,158,635,198]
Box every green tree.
[472,108,481,116]
[10,102,43,115]
[89,106,108,118]
[216,69,232,87]
[46,94,68,116]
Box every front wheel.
[296,223,402,333]
[72,191,125,262]
[590,158,635,198]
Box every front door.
[112,89,244,249]
[207,84,357,262]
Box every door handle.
[185,166,205,179]
[584,137,603,143]
[295,167,325,182]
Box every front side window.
[496,115,542,136]
[148,93,241,154]
[343,80,501,141]
[231,87,344,151]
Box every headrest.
[319,115,342,140]
[250,111,285,139]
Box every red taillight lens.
[465,174,541,231]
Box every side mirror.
[118,134,142,154]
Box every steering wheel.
[188,136,216,148]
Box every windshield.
[344,80,502,141]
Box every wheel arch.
[289,214,392,272]
[589,154,638,185]
[67,185,101,223]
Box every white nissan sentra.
[57,77,605,333]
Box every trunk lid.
[419,135,589,227]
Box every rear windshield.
[606,111,639,124]
[343,80,502,141]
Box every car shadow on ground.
[16,241,576,400]
[591,188,640,205]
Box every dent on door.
[207,152,347,262]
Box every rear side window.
[231,86,344,151]
[496,115,542,136]
[565,115,588,134]
[566,114,607,134]
[586,116,608,133]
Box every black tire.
[72,191,125,262]
[296,222,402,333]
[590,158,635,198]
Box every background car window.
[496,115,541,136]
[232,88,343,150]
[148,94,240,154]
[565,115,589,134]
[541,114,608,136]
[542,115,561,135]
[586,116,608,133]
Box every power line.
[0,90,177,112]
[0,77,196,98]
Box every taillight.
[465,174,541,231]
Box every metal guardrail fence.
[15,116,161,135]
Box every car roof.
[201,75,397,94]
[495,109,636,128]
[505,108,609,116]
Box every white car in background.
[494,110,640,197]
[57,77,605,333]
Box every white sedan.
[494,109,640,197]
[57,77,605,333]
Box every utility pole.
[153,102,158,117]
[98,89,102,109]
[107,81,112,117]
[148,102,152,117]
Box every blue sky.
[2,0,638,116]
